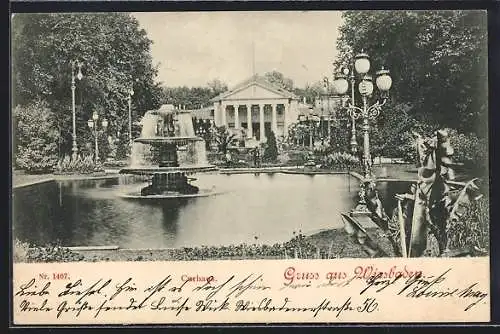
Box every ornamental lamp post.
[87,111,108,165]
[70,60,84,160]
[333,51,392,179]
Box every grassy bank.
[14,227,396,263]
[12,170,54,188]
[12,169,122,189]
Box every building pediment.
[222,83,291,101]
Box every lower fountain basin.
[119,188,221,200]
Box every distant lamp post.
[312,115,321,145]
[87,111,108,164]
[334,67,357,155]
[127,86,134,148]
[297,114,306,147]
[323,76,331,140]
[70,60,84,160]
[333,51,392,179]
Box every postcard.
[11,10,490,325]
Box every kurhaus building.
[210,74,301,142]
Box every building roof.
[210,74,299,102]
[297,103,315,116]
[296,104,336,118]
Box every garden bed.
[53,171,106,177]
[14,227,396,263]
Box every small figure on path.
[253,147,261,168]
[225,151,232,167]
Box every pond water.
[12,173,410,249]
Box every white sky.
[132,11,343,89]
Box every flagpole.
[252,40,256,76]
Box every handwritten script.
[12,260,490,324]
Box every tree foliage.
[264,71,294,91]
[288,123,312,146]
[14,100,60,173]
[335,10,488,137]
[293,81,325,104]
[162,86,218,109]
[207,79,229,96]
[12,13,163,160]
[161,79,228,110]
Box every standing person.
[156,118,164,136]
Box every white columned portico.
[259,104,265,142]
[221,103,227,127]
[211,75,300,139]
[234,104,239,129]
[246,104,252,138]
[271,104,277,134]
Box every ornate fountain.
[119,105,216,198]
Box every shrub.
[13,239,30,263]
[447,129,488,169]
[313,143,333,157]
[323,152,360,170]
[286,149,310,166]
[54,154,104,174]
[103,160,129,168]
[26,243,85,263]
[214,126,235,155]
[263,131,278,162]
[395,131,419,163]
[389,128,488,168]
[446,195,489,253]
[14,100,60,173]
[277,152,290,165]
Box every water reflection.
[160,201,187,236]
[12,174,411,249]
[376,181,412,216]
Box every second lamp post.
[333,51,392,179]
[70,60,84,160]
[87,111,108,165]
[127,87,134,148]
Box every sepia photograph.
[10,9,491,324]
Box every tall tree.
[264,71,294,91]
[12,13,163,158]
[335,10,488,137]
[214,126,235,155]
[207,79,228,96]
[294,81,324,104]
